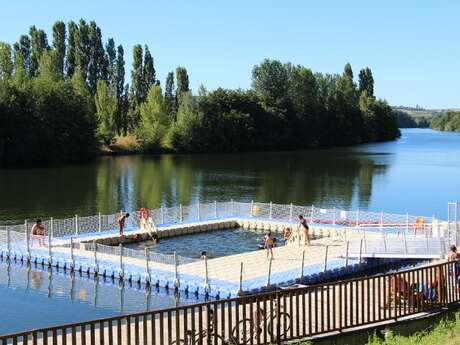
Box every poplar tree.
[95,79,117,144]
[143,45,156,90]
[358,67,374,98]
[66,21,78,78]
[76,19,90,82]
[52,21,66,77]
[105,38,116,87]
[18,35,31,73]
[344,62,353,80]
[130,44,144,104]
[87,21,105,94]
[114,44,126,133]
[29,26,49,76]
[0,43,13,79]
[165,71,176,118]
[175,67,190,97]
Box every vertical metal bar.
[333,207,336,225]
[310,205,314,223]
[380,211,383,230]
[173,251,179,288]
[50,217,54,238]
[119,244,124,278]
[238,262,244,295]
[93,240,98,274]
[48,231,52,265]
[300,250,305,280]
[161,206,165,224]
[406,212,409,234]
[75,215,79,236]
[269,202,273,220]
[6,229,10,258]
[204,256,209,293]
[25,220,30,260]
[231,199,234,217]
[197,201,200,221]
[214,200,217,219]
[266,257,273,288]
[250,200,254,217]
[323,245,329,276]
[356,208,360,226]
[289,203,293,222]
[145,248,150,283]
[345,241,349,272]
[359,239,363,267]
[70,237,75,270]
[98,212,102,232]
[179,204,183,223]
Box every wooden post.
[238,262,244,295]
[93,240,98,274]
[269,201,273,220]
[204,256,210,293]
[145,248,151,283]
[214,200,218,219]
[323,245,329,276]
[345,241,349,272]
[266,257,273,288]
[70,237,75,270]
[75,215,79,236]
[119,244,124,278]
[289,203,293,222]
[173,251,179,289]
[250,200,254,217]
[98,212,102,232]
[300,250,305,280]
[179,204,183,223]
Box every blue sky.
[1,0,459,109]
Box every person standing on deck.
[298,215,311,246]
[118,213,130,236]
[264,231,275,259]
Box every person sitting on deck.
[118,213,130,236]
[283,227,291,245]
[31,219,45,247]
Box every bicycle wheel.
[267,312,291,338]
[210,333,238,345]
[231,319,254,344]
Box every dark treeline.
[395,110,430,128]
[0,20,400,165]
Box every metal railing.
[0,260,458,344]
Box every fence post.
[179,204,183,223]
[214,201,218,219]
[266,257,273,288]
[197,201,201,221]
[356,208,360,226]
[237,262,244,295]
[363,229,368,253]
[310,205,314,223]
[250,200,254,217]
[333,207,336,225]
[75,215,79,236]
[144,248,151,284]
[50,217,54,238]
[323,245,329,276]
[383,232,388,254]
[300,250,305,280]
[269,201,273,220]
[119,244,124,278]
[204,256,210,294]
[359,238,363,267]
[93,240,98,274]
[25,220,30,261]
[173,251,180,289]
[70,237,75,270]
[98,212,102,232]
[403,227,408,254]
[48,231,52,266]
[345,241,349,273]
[289,203,293,222]
[231,199,234,217]
[6,228,11,259]
[160,206,165,225]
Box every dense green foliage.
[0,20,400,165]
[431,111,460,132]
[395,110,430,128]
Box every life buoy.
[139,208,150,220]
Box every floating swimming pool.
[124,227,285,259]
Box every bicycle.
[231,302,291,344]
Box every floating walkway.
[0,201,452,298]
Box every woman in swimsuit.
[264,231,274,259]
[298,215,310,246]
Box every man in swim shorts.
[118,213,130,236]
[264,231,274,259]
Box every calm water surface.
[1,129,459,223]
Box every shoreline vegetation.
[0,19,400,166]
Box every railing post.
[237,262,243,295]
[266,257,273,288]
[179,204,183,223]
[197,201,201,221]
[119,243,124,279]
[310,205,314,223]
[345,241,349,273]
[48,230,52,266]
[231,199,234,217]
[70,237,75,270]
[6,228,11,259]
[75,215,79,236]
[144,248,151,283]
[50,217,54,238]
[250,200,254,217]
[383,232,388,254]
[269,201,273,220]
[98,212,102,232]
[333,207,336,225]
[214,200,218,219]
[356,208,360,226]
[173,251,180,289]
[289,203,293,222]
[323,245,329,277]
[25,220,30,261]
[93,240,98,274]
[300,250,305,280]
[403,227,408,254]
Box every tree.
[17,35,31,73]
[105,38,116,87]
[29,26,49,77]
[130,44,144,104]
[175,67,190,97]
[143,45,156,89]
[164,71,176,119]
[358,67,374,97]
[0,43,13,79]
[344,62,353,79]
[52,21,66,78]
[88,21,105,94]
[66,21,78,78]
[76,19,90,82]
[114,44,125,133]
[38,50,60,82]
[136,85,168,150]
[12,45,28,85]
[95,80,117,144]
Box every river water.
[1,129,459,223]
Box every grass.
[98,135,139,154]
[367,312,460,345]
